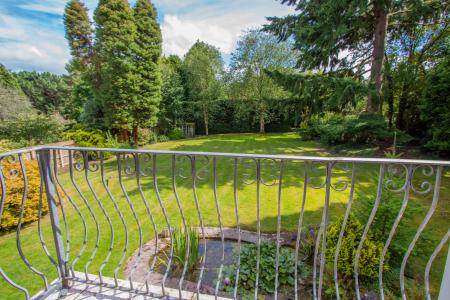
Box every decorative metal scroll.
[384,164,434,195]
[240,158,279,186]
[176,155,210,181]
[0,155,21,180]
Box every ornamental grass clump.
[172,226,200,272]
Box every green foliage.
[0,64,22,91]
[159,55,185,132]
[171,227,200,272]
[228,30,297,133]
[92,0,137,132]
[299,112,412,146]
[79,97,104,129]
[168,128,183,140]
[64,0,93,72]
[225,242,307,295]
[184,41,223,135]
[0,160,48,231]
[0,68,34,122]
[0,115,63,146]
[157,135,169,143]
[267,70,367,120]
[131,0,162,140]
[14,71,73,117]
[420,58,450,155]
[64,128,107,148]
[325,215,388,279]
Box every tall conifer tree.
[93,0,137,139]
[63,0,93,72]
[132,0,162,144]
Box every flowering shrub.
[0,160,47,231]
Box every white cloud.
[0,14,69,74]
[0,0,294,73]
[160,0,294,57]
[17,3,65,15]
[162,15,235,56]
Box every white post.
[439,245,450,300]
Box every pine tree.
[264,0,443,113]
[132,0,162,144]
[63,0,93,72]
[93,0,137,140]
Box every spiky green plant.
[172,226,200,272]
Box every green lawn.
[0,133,448,299]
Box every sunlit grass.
[0,133,448,299]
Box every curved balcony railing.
[0,146,449,299]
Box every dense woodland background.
[0,0,448,156]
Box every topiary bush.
[225,242,308,295]
[325,214,389,279]
[0,159,47,231]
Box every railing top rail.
[0,145,449,166]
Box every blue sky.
[0,0,294,74]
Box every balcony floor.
[38,272,227,300]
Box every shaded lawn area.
[0,133,448,299]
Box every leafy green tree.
[264,0,445,112]
[159,55,186,131]
[267,70,367,125]
[93,0,137,140]
[229,30,297,133]
[131,0,162,144]
[183,41,223,135]
[0,64,34,121]
[14,71,72,116]
[0,63,22,90]
[0,115,63,146]
[64,0,93,72]
[420,58,450,155]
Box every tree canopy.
[183,41,223,135]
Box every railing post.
[37,149,69,289]
[439,245,450,300]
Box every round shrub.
[0,159,48,231]
[168,128,183,140]
[325,214,389,279]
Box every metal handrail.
[0,146,448,300]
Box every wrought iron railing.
[0,146,449,299]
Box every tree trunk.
[203,105,209,136]
[119,129,130,143]
[367,2,389,112]
[396,82,409,130]
[384,54,394,128]
[132,126,138,145]
[259,113,265,134]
